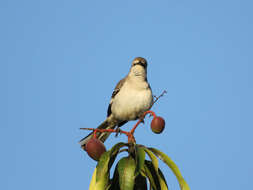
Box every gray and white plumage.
[79,57,153,148]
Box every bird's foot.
[115,127,122,137]
[139,115,145,124]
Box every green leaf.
[143,147,159,172]
[88,167,97,190]
[143,160,160,190]
[158,173,168,189]
[108,163,120,190]
[148,148,190,190]
[95,142,127,190]
[135,145,146,176]
[110,160,147,190]
[108,142,128,170]
[117,156,136,190]
[158,168,168,188]
[144,148,168,190]
[95,151,111,189]
[134,173,148,190]
[105,184,111,190]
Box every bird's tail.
[79,117,117,149]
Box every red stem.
[80,110,156,143]
[130,110,156,134]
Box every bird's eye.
[133,60,140,64]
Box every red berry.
[151,116,165,134]
[86,138,106,161]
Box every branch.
[151,90,167,108]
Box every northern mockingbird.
[79,57,153,148]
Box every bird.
[79,57,153,149]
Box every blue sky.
[1,0,253,189]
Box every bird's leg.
[115,126,121,137]
[139,114,145,124]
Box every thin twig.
[80,127,96,131]
[151,90,167,108]
[80,127,135,143]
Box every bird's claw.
[115,127,122,137]
[139,115,145,123]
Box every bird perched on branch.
[79,57,153,149]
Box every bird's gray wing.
[107,77,127,117]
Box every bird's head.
[131,57,147,69]
[129,57,148,79]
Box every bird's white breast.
[111,79,153,121]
